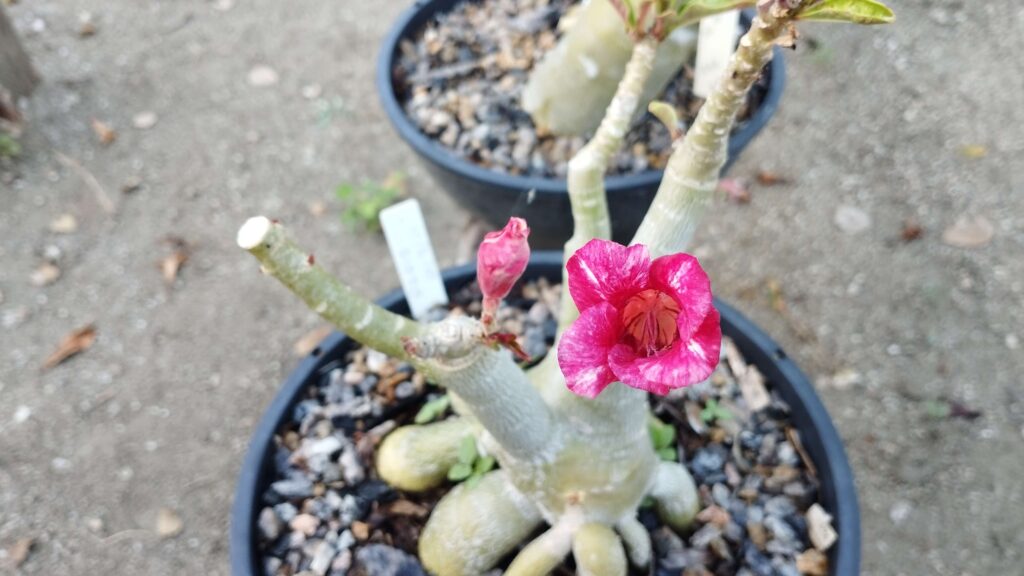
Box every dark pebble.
[689,445,729,484]
[353,544,427,576]
[293,399,321,423]
[268,477,314,502]
[355,479,396,504]
[742,542,774,576]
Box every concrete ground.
[1,0,1021,574]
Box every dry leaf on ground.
[942,216,993,248]
[30,262,61,287]
[718,177,750,204]
[161,236,190,284]
[91,119,116,145]
[293,326,332,357]
[960,144,987,159]
[900,218,923,242]
[7,537,34,568]
[161,252,188,284]
[755,170,790,186]
[156,507,183,538]
[49,213,78,234]
[42,325,96,369]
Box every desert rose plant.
[237,1,893,574]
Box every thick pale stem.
[376,417,473,492]
[632,9,793,257]
[505,516,577,576]
[239,217,553,461]
[419,470,542,576]
[436,345,555,460]
[648,461,701,532]
[237,216,423,359]
[616,516,652,568]
[522,0,696,137]
[559,34,661,330]
[573,523,628,576]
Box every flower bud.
[477,217,530,325]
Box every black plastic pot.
[377,2,786,248]
[230,252,859,575]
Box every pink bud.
[477,217,530,326]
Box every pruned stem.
[632,8,796,257]
[237,216,424,359]
[239,217,553,461]
[559,34,661,330]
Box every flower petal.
[557,302,623,399]
[567,239,651,311]
[608,307,722,396]
[649,253,713,340]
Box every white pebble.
[248,65,279,87]
[133,111,159,130]
[13,405,31,423]
[834,205,872,234]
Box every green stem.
[237,217,423,359]
[631,8,793,257]
[238,217,554,461]
[559,34,661,331]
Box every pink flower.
[557,239,721,398]
[477,217,530,326]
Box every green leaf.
[675,0,755,26]
[465,473,483,489]
[658,447,677,462]
[447,462,473,481]
[0,134,21,158]
[700,398,733,423]
[797,0,894,24]
[457,436,477,465]
[334,172,406,232]
[648,417,676,450]
[648,101,681,136]
[413,395,451,424]
[639,496,655,509]
[474,456,496,475]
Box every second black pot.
[378,2,786,248]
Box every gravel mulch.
[392,0,768,179]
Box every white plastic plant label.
[379,199,449,320]
[693,9,740,99]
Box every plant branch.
[237,217,424,359]
[559,34,661,330]
[240,216,554,461]
[631,5,796,257]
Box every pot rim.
[230,251,860,576]
[375,0,786,197]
